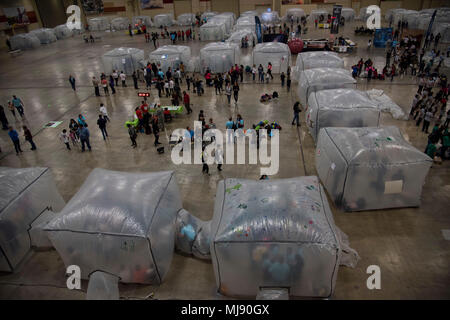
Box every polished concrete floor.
[0,20,449,299]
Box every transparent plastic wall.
[200,21,227,41]
[89,17,110,31]
[30,28,57,44]
[359,7,368,21]
[297,67,356,107]
[315,127,432,212]
[0,167,65,272]
[210,176,359,298]
[111,17,130,30]
[393,10,417,26]
[260,11,280,25]
[308,10,329,21]
[234,16,256,32]
[201,11,218,22]
[403,12,421,29]
[306,89,381,142]
[385,8,403,22]
[293,51,344,81]
[227,29,256,45]
[200,42,240,73]
[252,42,291,73]
[433,23,450,43]
[102,47,145,75]
[209,15,233,35]
[9,33,41,50]
[284,8,306,21]
[54,24,73,39]
[45,169,182,284]
[341,8,355,21]
[177,13,196,26]
[132,16,152,27]
[148,45,191,72]
[154,14,175,27]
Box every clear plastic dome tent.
[260,11,281,25]
[209,15,233,35]
[293,51,344,81]
[0,167,65,272]
[308,9,329,22]
[153,14,175,27]
[393,10,417,26]
[88,17,110,31]
[227,29,256,45]
[9,33,41,50]
[200,20,227,41]
[132,16,152,27]
[177,13,196,26]
[306,89,381,142]
[403,12,421,29]
[201,11,218,22]
[283,8,306,22]
[30,28,57,44]
[54,24,73,39]
[252,42,291,73]
[111,17,130,30]
[240,10,258,18]
[297,67,356,107]
[234,16,256,32]
[200,42,240,73]
[341,8,355,21]
[45,169,182,285]
[315,127,432,212]
[217,12,236,24]
[148,45,192,72]
[210,176,359,298]
[102,47,145,75]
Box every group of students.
[409,73,449,161]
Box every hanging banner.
[331,5,342,34]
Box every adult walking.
[152,115,161,147]
[69,75,76,91]
[97,115,108,140]
[109,75,116,94]
[92,77,100,96]
[23,125,36,150]
[127,123,137,148]
[267,62,274,80]
[225,83,232,104]
[183,91,192,114]
[120,71,127,87]
[12,95,25,118]
[8,126,22,155]
[79,124,91,152]
[232,82,240,104]
[8,101,16,119]
[0,105,9,130]
[101,77,109,95]
[132,71,139,90]
[292,101,301,126]
[112,70,119,86]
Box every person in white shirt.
[60,129,71,150]
[252,65,257,81]
[99,103,109,122]
[164,81,170,97]
[112,70,119,86]
[120,71,127,87]
[169,79,174,94]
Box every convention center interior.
[0,0,449,301]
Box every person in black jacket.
[292,101,301,126]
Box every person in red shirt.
[140,100,149,114]
[135,107,143,131]
[183,91,192,114]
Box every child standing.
[60,129,71,150]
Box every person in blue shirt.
[8,126,22,155]
[12,95,24,118]
[226,117,235,143]
[77,114,87,127]
[78,124,91,152]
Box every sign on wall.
[331,5,342,34]
[140,0,165,9]
[3,7,30,25]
